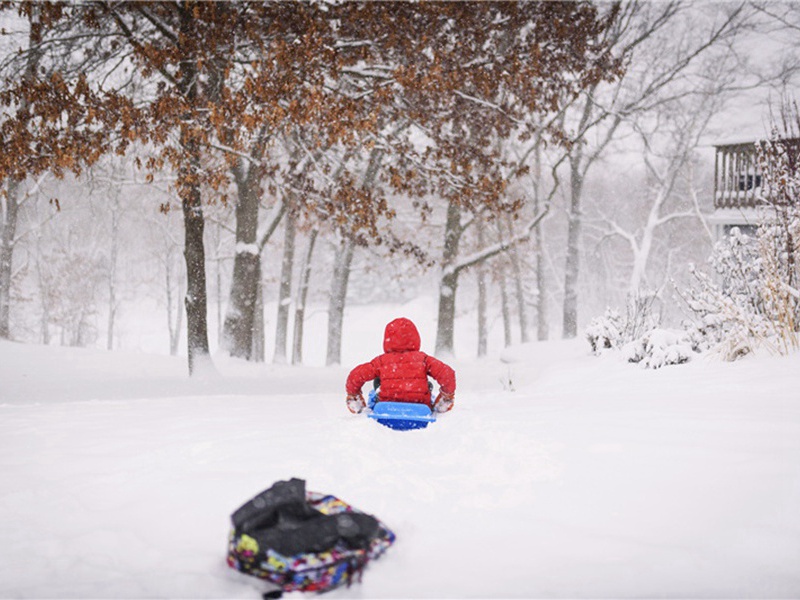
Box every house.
[710,137,800,240]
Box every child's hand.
[346,393,366,414]
[433,391,454,413]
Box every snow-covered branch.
[207,140,265,168]
[600,216,637,247]
[134,4,180,46]
[444,206,550,277]
[453,90,524,125]
[257,200,286,252]
[340,65,394,80]
[103,5,179,88]
[654,209,699,228]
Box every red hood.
[383,318,421,353]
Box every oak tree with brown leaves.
[0,3,134,340]
[28,2,381,372]
[2,1,620,367]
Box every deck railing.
[714,142,761,209]
[714,138,800,210]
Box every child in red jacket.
[345,317,456,414]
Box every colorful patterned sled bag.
[227,478,395,594]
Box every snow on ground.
[1,301,800,599]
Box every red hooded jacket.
[346,318,456,405]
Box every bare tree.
[29,191,107,348]
[555,1,755,338]
[590,57,734,296]
[83,153,157,351]
[137,190,186,357]
[580,0,797,321]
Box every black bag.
[227,479,395,593]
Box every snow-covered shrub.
[681,129,800,359]
[755,134,800,353]
[586,291,659,355]
[586,308,624,354]
[585,292,693,368]
[587,296,694,368]
[680,229,767,360]
[621,328,694,369]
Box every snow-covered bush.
[586,291,659,355]
[755,134,800,353]
[585,307,624,354]
[680,129,800,360]
[680,228,767,360]
[585,292,692,368]
[621,328,694,369]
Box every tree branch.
[446,205,550,277]
[134,4,180,46]
[257,200,286,252]
[99,1,179,88]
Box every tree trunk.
[252,276,264,362]
[477,268,488,357]
[499,265,512,348]
[273,207,297,364]
[529,140,549,341]
[562,88,612,340]
[507,227,529,343]
[0,9,40,340]
[497,214,529,344]
[181,175,211,374]
[326,235,355,366]
[0,179,20,339]
[165,242,182,356]
[535,222,549,341]
[177,5,211,375]
[476,218,488,357]
[106,195,120,350]
[40,301,50,345]
[435,201,462,356]
[170,282,183,357]
[214,223,223,344]
[33,218,50,345]
[292,228,318,365]
[221,159,262,359]
[223,251,260,360]
[562,149,586,339]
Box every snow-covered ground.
[1,301,800,599]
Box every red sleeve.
[424,355,456,395]
[346,359,379,395]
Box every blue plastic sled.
[368,402,436,430]
[367,389,436,431]
[367,392,436,431]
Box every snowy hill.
[1,323,800,598]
